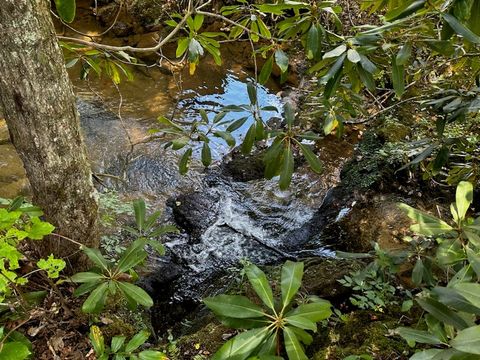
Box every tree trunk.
[0,0,99,267]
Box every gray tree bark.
[0,0,99,267]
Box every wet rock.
[168,190,221,238]
[221,149,265,182]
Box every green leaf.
[286,301,332,322]
[281,261,304,309]
[306,26,320,60]
[176,38,190,58]
[54,0,76,23]
[259,56,274,85]
[412,258,424,285]
[27,217,55,240]
[395,327,442,345]
[392,56,405,98]
[227,117,249,132]
[214,131,236,148]
[138,350,168,360]
[466,247,480,278]
[117,282,153,307]
[452,283,480,309]
[275,49,289,73]
[244,264,275,311]
[409,349,443,360]
[417,297,469,330]
[116,239,147,273]
[290,327,313,345]
[203,295,265,318]
[247,82,257,105]
[217,316,269,329]
[347,49,361,63]
[396,43,412,65]
[201,142,212,167]
[82,247,110,272]
[0,342,31,360]
[283,327,308,360]
[285,315,317,331]
[398,203,454,236]
[451,325,480,354]
[298,143,322,174]
[279,144,294,190]
[385,0,425,21]
[212,327,271,360]
[241,124,256,155]
[133,199,146,231]
[432,287,480,315]
[125,330,150,353]
[284,102,295,127]
[74,280,102,297]
[37,255,66,278]
[442,13,480,44]
[323,44,347,59]
[193,14,204,31]
[111,336,126,353]
[456,181,473,221]
[82,282,108,313]
[179,148,193,175]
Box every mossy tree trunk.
[0,0,99,268]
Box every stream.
[0,61,357,335]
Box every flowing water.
[0,61,356,333]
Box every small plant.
[395,181,480,358]
[0,326,32,360]
[72,198,177,313]
[89,325,167,360]
[0,197,64,303]
[204,260,332,360]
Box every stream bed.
[0,62,357,335]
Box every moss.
[171,322,227,360]
[310,310,411,359]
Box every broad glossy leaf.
[275,49,289,73]
[82,282,108,313]
[286,301,332,322]
[138,350,168,360]
[385,0,425,21]
[71,272,105,283]
[247,83,257,105]
[290,327,313,345]
[398,203,453,236]
[285,315,317,331]
[451,325,480,354]
[432,287,480,315]
[452,283,480,309]
[111,336,126,353]
[417,297,469,330]
[396,327,442,345]
[396,43,412,65]
[442,13,480,44]
[117,282,153,307]
[283,327,307,360]
[279,144,294,190]
[204,295,266,318]
[212,327,271,360]
[323,44,347,59]
[456,181,473,221]
[54,0,76,23]
[347,49,361,63]
[217,316,270,329]
[410,349,443,360]
[215,131,236,148]
[306,26,319,60]
[392,56,405,97]
[298,143,322,174]
[259,56,274,85]
[412,258,424,285]
[244,264,275,311]
[241,124,256,155]
[281,261,304,309]
[82,247,110,272]
[201,142,212,167]
[125,330,150,353]
[227,117,249,132]
[179,148,193,175]
[116,239,147,273]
